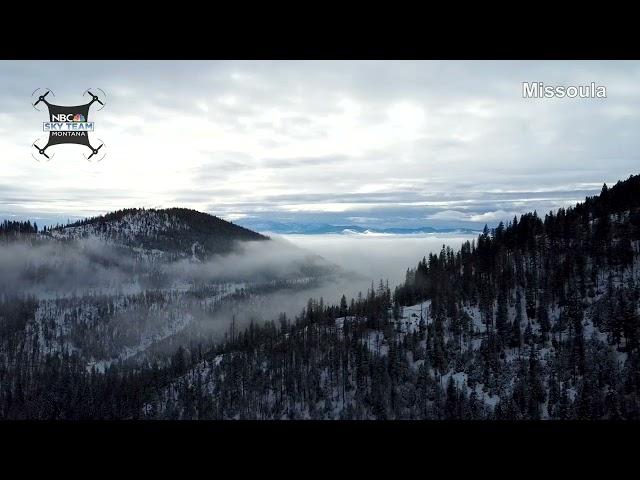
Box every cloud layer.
[2,61,639,229]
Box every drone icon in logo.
[31,88,107,162]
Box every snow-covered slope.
[49,208,268,259]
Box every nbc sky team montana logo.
[31,88,107,162]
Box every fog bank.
[277,232,477,291]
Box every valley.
[1,176,640,419]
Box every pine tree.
[495,289,509,344]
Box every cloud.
[425,209,519,225]
[1,60,638,229]
[468,210,518,223]
[280,233,476,288]
[426,210,470,221]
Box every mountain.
[147,175,640,419]
[48,207,268,259]
[0,206,340,411]
[236,219,479,235]
[2,176,640,419]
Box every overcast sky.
[1,60,639,229]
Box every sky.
[2,60,640,230]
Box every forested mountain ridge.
[395,174,640,328]
[46,208,268,259]
[0,208,341,419]
[147,175,640,419]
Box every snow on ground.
[362,330,389,356]
[87,312,195,373]
[445,371,501,409]
[397,301,431,333]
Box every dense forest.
[0,220,38,237]
[1,175,639,419]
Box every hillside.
[1,177,640,419]
[48,208,268,259]
[0,207,340,418]
[146,175,640,419]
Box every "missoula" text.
[522,82,607,99]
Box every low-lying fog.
[0,233,476,301]
[276,232,476,293]
[185,232,478,335]
[0,232,478,347]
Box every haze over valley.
[279,232,476,289]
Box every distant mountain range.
[234,219,480,235]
